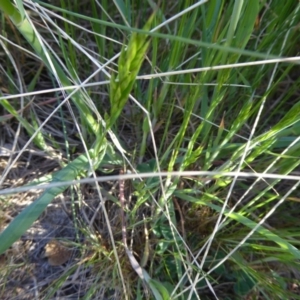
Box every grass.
[0,0,300,299]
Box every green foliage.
[0,147,106,255]
[0,0,22,25]
[108,14,154,128]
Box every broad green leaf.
[14,0,26,22]
[0,0,22,25]
[148,279,171,300]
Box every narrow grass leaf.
[0,150,105,255]
[234,0,259,49]
[113,0,130,25]
[225,1,244,47]
[0,99,47,149]
[175,192,300,260]
[4,9,99,134]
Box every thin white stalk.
[1,171,300,196]
[138,57,300,79]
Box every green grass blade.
[0,98,47,149]
[14,0,25,21]
[113,0,131,25]
[2,6,99,135]
[0,0,22,25]
[0,149,105,255]
[175,191,300,259]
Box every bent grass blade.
[0,150,104,255]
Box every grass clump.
[1,0,300,299]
